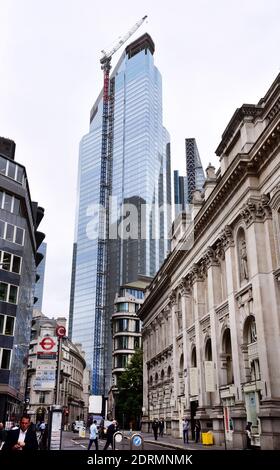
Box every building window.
[116,302,129,312]
[0,251,22,274]
[116,319,129,332]
[115,354,128,368]
[0,156,24,184]
[39,392,46,404]
[0,220,25,246]
[0,348,12,369]
[0,282,18,304]
[0,314,15,335]
[116,336,129,350]
[134,337,140,349]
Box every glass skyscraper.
[69,34,171,395]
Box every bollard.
[130,433,144,450]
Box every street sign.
[37,335,57,360]
[56,325,66,338]
[34,363,56,390]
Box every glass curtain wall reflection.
[69,34,171,395]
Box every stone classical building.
[139,74,280,450]
[26,311,86,426]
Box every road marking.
[71,439,81,445]
[80,444,87,448]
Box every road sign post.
[55,325,66,405]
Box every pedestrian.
[183,418,189,444]
[159,418,164,437]
[195,420,201,443]
[2,414,38,450]
[245,421,252,449]
[152,419,159,441]
[88,419,98,450]
[103,420,117,450]
[0,422,7,450]
[39,421,46,436]
[39,423,48,450]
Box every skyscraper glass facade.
[69,34,171,394]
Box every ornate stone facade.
[139,74,280,449]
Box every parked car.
[72,420,85,433]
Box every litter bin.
[79,426,86,438]
[202,431,214,445]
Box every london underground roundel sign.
[39,336,56,351]
[56,325,66,338]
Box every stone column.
[190,263,209,426]
[178,278,191,411]
[221,225,246,449]
[241,197,280,449]
[169,291,180,436]
[141,327,149,432]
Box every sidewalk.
[135,431,226,451]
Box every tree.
[116,348,143,429]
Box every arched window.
[191,347,197,367]
[167,366,172,379]
[149,375,153,387]
[161,369,165,382]
[155,373,158,385]
[205,338,212,361]
[223,328,234,385]
[177,294,183,332]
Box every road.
[62,431,174,451]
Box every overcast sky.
[0,0,279,320]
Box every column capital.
[240,195,272,227]
[169,290,177,306]
[203,246,220,268]
[219,224,234,249]
[178,278,191,297]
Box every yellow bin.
[202,431,214,445]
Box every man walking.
[183,418,189,444]
[88,419,98,450]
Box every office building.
[69,34,171,396]
[140,74,280,449]
[0,137,45,423]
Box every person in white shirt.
[88,420,98,450]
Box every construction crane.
[93,15,148,397]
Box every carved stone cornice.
[216,105,263,157]
[215,301,229,320]
[240,196,272,227]
[200,314,210,334]
[178,278,191,297]
[219,225,234,249]
[266,97,280,123]
[187,325,195,342]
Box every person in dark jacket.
[2,415,38,451]
[152,419,159,440]
[103,420,117,450]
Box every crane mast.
[93,16,147,395]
